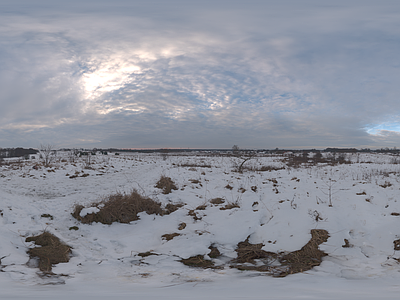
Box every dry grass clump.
[72,189,163,224]
[181,255,214,268]
[277,229,329,277]
[220,202,240,210]
[234,237,278,265]
[246,165,285,172]
[138,252,159,257]
[230,229,329,277]
[162,233,180,241]
[155,176,178,194]
[179,163,212,168]
[164,203,184,215]
[26,232,71,272]
[208,245,221,258]
[394,239,400,250]
[210,197,225,205]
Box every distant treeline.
[0,148,38,158]
[59,147,400,154]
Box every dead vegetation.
[72,189,163,224]
[230,229,330,277]
[164,203,184,215]
[220,202,240,210]
[210,197,225,205]
[155,176,178,194]
[162,233,180,241]
[181,255,214,268]
[394,239,400,251]
[26,232,71,273]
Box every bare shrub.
[72,189,163,224]
[39,144,56,167]
[155,176,178,194]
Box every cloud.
[1,1,400,148]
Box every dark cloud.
[1,1,400,148]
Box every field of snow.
[1,151,400,299]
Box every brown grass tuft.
[277,229,329,277]
[155,176,178,194]
[210,197,225,205]
[230,229,330,277]
[164,203,184,215]
[162,233,180,241]
[181,255,214,268]
[26,232,71,272]
[208,245,221,258]
[220,202,240,210]
[72,189,163,224]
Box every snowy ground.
[1,151,400,299]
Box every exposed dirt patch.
[72,189,163,224]
[155,176,178,194]
[26,232,71,273]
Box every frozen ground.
[1,151,400,299]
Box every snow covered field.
[1,151,400,299]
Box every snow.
[1,152,400,299]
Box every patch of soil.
[72,189,163,224]
[181,255,214,268]
[155,176,178,194]
[162,233,180,241]
[26,232,71,273]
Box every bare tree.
[231,145,256,173]
[39,144,55,167]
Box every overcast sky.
[1,0,400,149]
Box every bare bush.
[39,144,56,167]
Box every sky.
[1,0,400,149]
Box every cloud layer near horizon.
[1,0,400,149]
